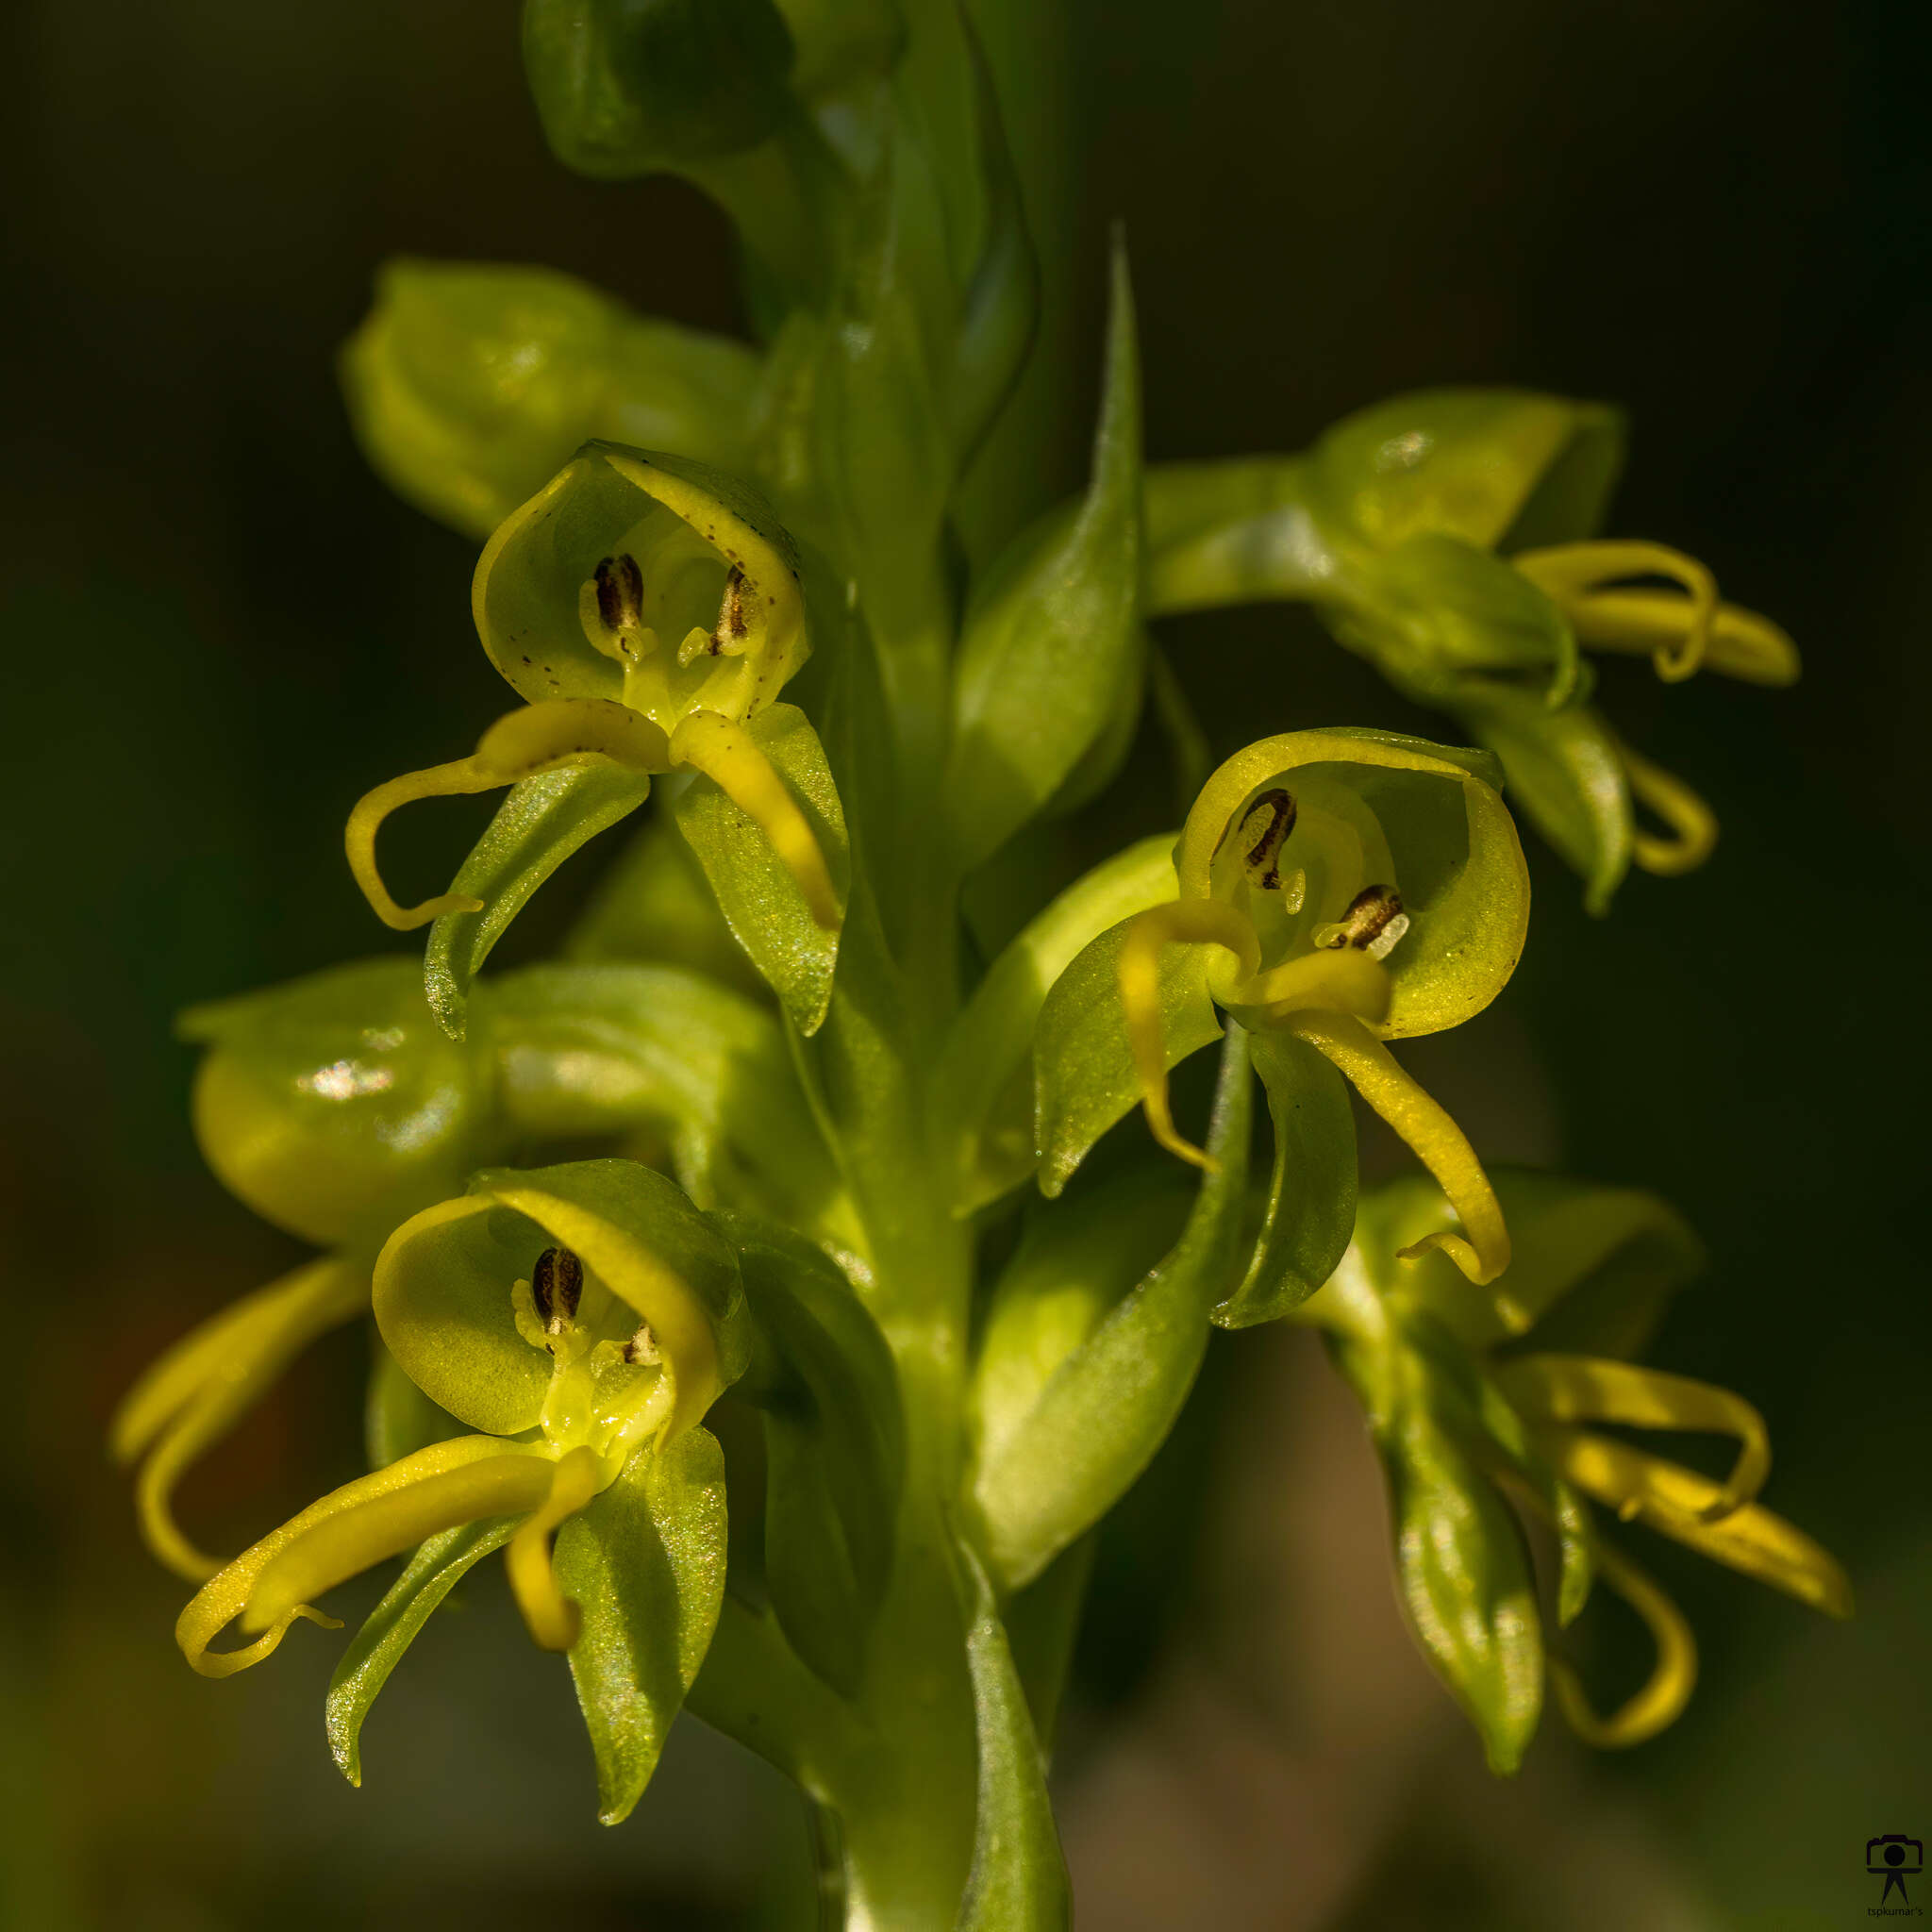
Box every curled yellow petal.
[1537,1425,1853,1617]
[346,697,671,930]
[1117,899,1260,1171]
[669,709,840,929]
[1283,1009,1516,1301]
[1618,739,1718,877]
[114,1257,369,1580]
[1554,588,1799,688]
[506,1444,606,1652]
[243,1451,560,1636]
[1493,1356,1770,1522]
[1547,1537,1698,1748]
[1511,541,1718,683]
[175,1434,523,1677]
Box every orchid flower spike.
[1116,728,1529,1294]
[346,441,842,963]
[177,1159,748,1676]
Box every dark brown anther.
[1320,884,1409,958]
[531,1246,583,1334]
[709,566,748,655]
[594,554,644,634]
[622,1323,659,1367]
[1239,789,1298,890]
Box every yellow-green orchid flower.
[116,956,839,1583]
[1311,1172,1851,1765]
[1108,727,1528,1291]
[1144,390,1798,910]
[178,1159,747,1677]
[346,441,845,1003]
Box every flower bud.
[523,0,797,180]
[341,261,762,541]
[183,960,482,1246]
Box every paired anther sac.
[1240,788,1297,891]
[532,1245,583,1339]
[593,554,644,639]
[1316,885,1409,961]
[589,553,751,668]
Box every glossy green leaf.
[476,962,840,1226]
[949,18,1038,465]
[1452,682,1633,913]
[325,1516,520,1787]
[1031,911,1222,1200]
[180,959,483,1246]
[674,704,848,1035]
[424,763,653,1041]
[940,834,1179,1212]
[364,1335,463,1470]
[975,1029,1252,1590]
[1215,1029,1356,1326]
[957,1549,1071,1931]
[971,1168,1193,1474]
[1000,1533,1097,1756]
[1381,1388,1544,1773]
[341,258,762,541]
[562,808,764,997]
[556,1428,729,1824]
[945,238,1141,870]
[724,1215,903,1693]
[522,0,796,179]
[1327,1309,1544,1774]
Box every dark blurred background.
[2,1,1926,1926]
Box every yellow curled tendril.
[669,709,840,929]
[1282,1009,1517,1302]
[176,1433,517,1676]
[112,1257,370,1580]
[1118,899,1260,1171]
[1546,1536,1699,1748]
[346,697,672,929]
[506,1444,606,1652]
[1511,540,1720,683]
[1493,1355,1771,1523]
[1549,588,1799,687]
[1534,1425,1853,1617]
[1616,738,1718,876]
